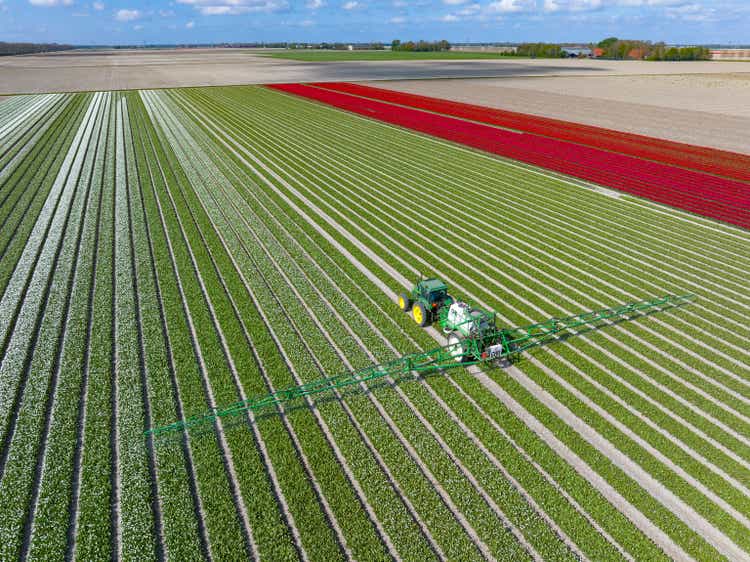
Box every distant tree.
[597,37,619,49]
[391,39,451,52]
[512,43,564,58]
[0,41,74,56]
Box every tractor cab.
[398,277,455,327]
[417,278,449,305]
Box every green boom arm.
[146,293,693,437]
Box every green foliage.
[593,37,711,60]
[1,82,748,562]
[391,39,451,52]
[509,43,565,58]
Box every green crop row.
[173,85,749,560]
[206,86,750,438]
[241,85,750,324]
[153,93,492,561]
[167,85,672,556]
[26,93,112,560]
[0,95,69,193]
[178,85,668,556]
[0,93,105,561]
[161,104,510,560]
[2,83,747,561]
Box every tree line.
[391,40,451,52]
[595,37,710,60]
[0,42,74,56]
[503,43,565,58]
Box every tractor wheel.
[398,292,412,312]
[412,302,429,327]
[447,333,469,363]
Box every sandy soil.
[2,48,750,95]
[369,76,750,154]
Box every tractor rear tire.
[412,302,429,327]
[398,292,412,312]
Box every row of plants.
[114,95,160,560]
[269,84,750,229]
[245,87,748,552]
[177,86,748,560]
[0,95,69,190]
[0,92,97,452]
[203,86,749,407]
[158,90,546,560]
[313,82,750,184]
[72,92,119,560]
[144,90,461,560]
[248,86,750,361]
[160,86,612,556]
[0,93,106,560]
[168,86,673,560]
[26,92,113,560]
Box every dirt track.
[367,75,750,154]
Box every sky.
[0,0,748,46]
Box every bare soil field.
[2,47,750,95]
[370,74,750,154]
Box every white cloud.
[28,0,73,6]
[92,0,104,8]
[133,23,143,29]
[342,0,360,9]
[486,0,535,13]
[177,0,287,15]
[440,13,458,20]
[306,0,324,8]
[443,0,468,4]
[458,3,480,14]
[159,8,175,15]
[185,19,195,27]
[389,14,406,22]
[115,8,140,20]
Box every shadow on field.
[299,61,608,82]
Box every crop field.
[0,85,748,561]
[270,82,750,229]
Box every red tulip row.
[312,82,750,184]
[268,83,750,230]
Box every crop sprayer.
[146,278,693,437]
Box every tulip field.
[269,82,750,230]
[0,85,748,561]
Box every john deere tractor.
[398,277,455,327]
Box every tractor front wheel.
[398,292,412,312]
[412,302,429,327]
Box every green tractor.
[398,277,455,327]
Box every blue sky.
[1,0,748,46]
